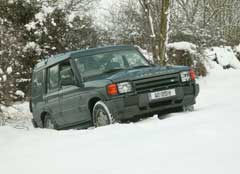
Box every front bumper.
[105,84,199,120]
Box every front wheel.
[92,101,115,127]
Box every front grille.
[133,73,180,94]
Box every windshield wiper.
[130,65,151,69]
[103,68,125,74]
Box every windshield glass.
[74,49,150,81]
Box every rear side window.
[47,65,59,93]
[32,70,43,97]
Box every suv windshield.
[74,49,150,81]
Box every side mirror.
[60,68,75,86]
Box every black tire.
[92,101,115,127]
[182,105,194,112]
[31,119,38,128]
[170,105,195,113]
[44,115,56,129]
[129,116,141,122]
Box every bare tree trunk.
[139,0,159,63]
[159,0,170,64]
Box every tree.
[138,0,171,64]
[0,20,24,106]
[159,0,170,64]
[0,0,98,104]
[138,0,159,62]
[170,0,240,47]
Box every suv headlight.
[117,82,133,94]
[180,71,190,82]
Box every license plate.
[148,89,176,100]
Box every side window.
[59,61,75,87]
[47,65,59,93]
[32,70,43,97]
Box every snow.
[136,46,153,62]
[2,75,7,81]
[167,42,197,53]
[165,4,171,46]
[35,5,55,23]
[25,21,37,31]
[205,46,240,69]
[166,43,240,69]
[6,67,12,74]
[51,18,56,26]
[15,90,25,98]
[23,42,42,55]
[1,69,240,174]
[92,0,126,28]
[67,12,76,23]
[1,102,31,120]
[147,6,156,38]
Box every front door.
[59,61,89,127]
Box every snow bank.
[0,102,32,128]
[205,46,240,69]
[166,42,240,71]
[167,42,197,53]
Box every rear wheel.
[92,101,115,127]
[31,119,38,128]
[182,105,194,112]
[44,115,55,129]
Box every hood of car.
[107,65,189,83]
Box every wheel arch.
[91,100,115,126]
[88,97,102,115]
[40,111,49,128]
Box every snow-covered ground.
[1,69,240,174]
[0,102,32,128]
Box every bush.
[167,43,207,77]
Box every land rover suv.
[30,45,199,129]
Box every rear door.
[31,70,44,121]
[59,60,89,127]
[45,64,62,125]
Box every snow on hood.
[205,46,240,69]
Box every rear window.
[32,70,43,97]
[47,65,59,93]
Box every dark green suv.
[30,45,199,129]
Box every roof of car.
[33,45,136,71]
